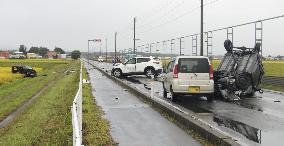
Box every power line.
[139,13,284,54]
[138,0,221,34]
[137,0,185,29]
[138,0,183,25]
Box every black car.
[214,40,264,101]
[12,65,37,77]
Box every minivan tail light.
[209,65,213,79]
[173,64,179,78]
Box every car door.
[164,61,174,91]
[125,58,136,73]
[136,58,150,73]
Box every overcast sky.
[0,0,283,56]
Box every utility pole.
[171,39,174,58]
[99,42,102,56]
[156,42,159,57]
[88,40,90,63]
[105,38,108,62]
[133,17,136,54]
[115,32,117,59]
[150,44,152,56]
[200,0,204,56]
[179,38,182,55]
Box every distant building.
[58,54,66,59]
[0,50,9,59]
[27,53,37,59]
[9,51,25,59]
[47,51,57,59]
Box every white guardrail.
[71,61,83,146]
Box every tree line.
[19,45,65,57]
[18,45,80,59]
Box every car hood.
[113,63,124,67]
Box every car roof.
[176,56,209,59]
[135,57,151,59]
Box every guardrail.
[71,61,83,146]
[263,76,284,87]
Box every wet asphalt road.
[88,60,284,146]
[85,63,201,146]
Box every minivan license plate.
[189,86,200,93]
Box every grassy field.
[0,60,80,145]
[82,66,114,145]
[0,60,70,122]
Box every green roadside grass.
[0,63,71,121]
[0,59,68,69]
[0,60,80,145]
[82,66,114,145]
[260,84,284,92]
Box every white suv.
[162,56,214,102]
[98,56,104,62]
[111,56,163,78]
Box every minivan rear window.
[178,58,209,73]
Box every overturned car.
[12,65,37,77]
[214,40,264,101]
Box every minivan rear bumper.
[172,80,214,94]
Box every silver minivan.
[162,56,214,102]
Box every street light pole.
[88,39,95,63]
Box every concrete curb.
[86,61,241,146]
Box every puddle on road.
[125,77,142,84]
[177,97,212,114]
[124,77,153,91]
[236,101,264,112]
[213,116,261,143]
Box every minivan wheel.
[169,89,177,102]
[206,94,214,102]
[113,69,122,78]
[145,68,155,77]
[162,82,167,98]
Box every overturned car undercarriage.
[214,40,265,101]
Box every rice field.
[0,67,23,86]
[0,67,43,86]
